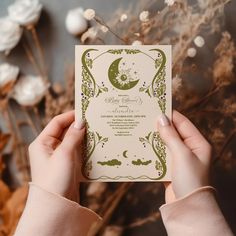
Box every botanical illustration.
[139,132,167,179]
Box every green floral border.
[80,48,167,180]
[139,132,166,179]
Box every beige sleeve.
[14,183,102,236]
[160,186,233,236]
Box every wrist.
[173,174,210,199]
[29,182,79,203]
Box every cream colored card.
[75,45,172,182]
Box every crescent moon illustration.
[122,150,128,158]
[108,58,139,90]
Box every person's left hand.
[28,110,85,202]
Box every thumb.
[157,114,188,155]
[60,120,86,154]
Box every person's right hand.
[157,110,212,203]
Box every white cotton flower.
[11,75,49,106]
[0,63,19,88]
[65,7,88,35]
[139,11,149,22]
[132,40,143,46]
[165,0,175,6]
[8,0,43,27]
[81,27,97,43]
[187,47,197,58]
[120,14,128,22]
[83,9,95,21]
[100,25,108,33]
[0,17,23,54]
[194,35,205,47]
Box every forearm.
[160,186,233,236]
[14,183,102,236]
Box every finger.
[37,111,75,142]
[59,120,86,156]
[172,110,211,162]
[164,183,176,204]
[157,113,190,156]
[60,126,70,141]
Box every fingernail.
[74,119,86,130]
[158,114,170,127]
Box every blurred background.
[0,0,236,235]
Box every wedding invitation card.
[75,45,172,182]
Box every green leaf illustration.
[107,49,123,54]
[132,159,152,166]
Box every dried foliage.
[0,0,236,235]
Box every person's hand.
[28,110,85,202]
[157,110,212,204]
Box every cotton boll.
[0,63,19,88]
[194,36,205,48]
[139,11,149,22]
[187,47,197,58]
[0,17,23,54]
[8,0,43,27]
[11,75,49,106]
[65,8,88,36]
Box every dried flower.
[120,14,128,22]
[100,25,108,33]
[132,40,143,46]
[65,7,88,36]
[211,128,225,143]
[0,185,28,235]
[165,0,175,6]
[213,32,234,85]
[221,151,236,171]
[194,36,205,47]
[81,27,98,43]
[0,132,11,155]
[8,0,43,27]
[223,98,236,116]
[139,11,149,22]
[0,17,23,54]
[87,182,107,198]
[187,47,197,58]
[172,75,182,95]
[198,0,208,9]
[83,9,96,21]
[11,75,49,106]
[0,63,19,88]
[52,82,64,95]
[103,226,123,236]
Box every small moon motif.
[108,57,139,90]
[122,150,128,158]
